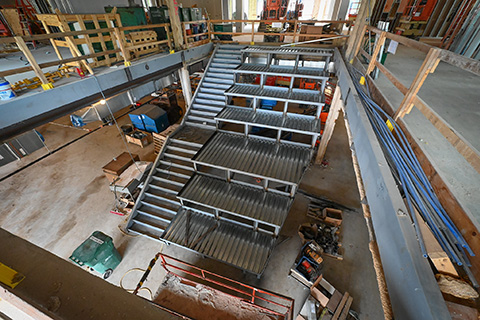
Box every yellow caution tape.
[349,59,354,64]
[124,61,132,67]
[0,262,25,289]
[359,76,366,85]
[250,42,255,45]
[169,50,175,54]
[41,83,54,90]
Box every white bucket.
[0,78,16,100]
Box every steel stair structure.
[184,45,245,129]
[127,44,333,277]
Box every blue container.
[129,104,169,133]
[260,99,276,109]
[129,112,146,131]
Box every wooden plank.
[367,25,432,53]
[338,296,353,320]
[439,49,480,76]
[352,24,367,61]
[91,15,111,66]
[14,36,49,85]
[1,8,23,35]
[374,60,408,94]
[326,290,342,313]
[446,301,480,320]
[75,15,98,63]
[165,0,184,50]
[114,27,130,64]
[310,286,329,307]
[413,207,459,276]
[366,31,387,75]
[413,96,480,174]
[104,16,121,60]
[316,86,343,163]
[394,47,441,119]
[40,21,64,61]
[0,49,119,77]
[331,292,349,320]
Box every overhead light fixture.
[99,99,106,105]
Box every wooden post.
[40,21,64,61]
[55,10,94,74]
[14,36,53,90]
[182,22,189,49]
[394,48,441,119]
[365,31,386,75]
[76,15,98,64]
[251,20,255,43]
[292,20,298,43]
[91,15,111,66]
[345,0,377,61]
[114,28,131,65]
[166,24,173,51]
[315,86,343,164]
[165,0,184,50]
[351,24,367,60]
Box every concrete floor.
[371,44,480,230]
[0,103,383,318]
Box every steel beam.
[0,43,213,141]
[334,48,450,320]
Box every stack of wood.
[126,30,160,58]
[298,277,354,320]
[152,124,179,154]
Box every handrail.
[0,23,173,88]
[159,253,294,320]
[182,18,350,48]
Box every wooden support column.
[394,48,441,119]
[345,0,377,61]
[365,31,387,75]
[14,36,53,90]
[315,86,343,163]
[40,21,64,61]
[165,0,185,50]
[114,28,131,65]
[178,66,192,107]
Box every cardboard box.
[102,152,140,182]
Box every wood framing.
[316,85,343,163]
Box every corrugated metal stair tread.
[225,83,322,104]
[177,174,292,226]
[192,132,311,184]
[215,106,321,133]
[235,63,328,78]
[163,209,276,274]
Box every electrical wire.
[348,66,477,287]
[92,75,142,174]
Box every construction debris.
[154,274,281,320]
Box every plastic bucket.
[0,80,16,100]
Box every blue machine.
[129,104,169,133]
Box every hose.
[348,66,477,287]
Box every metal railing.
[159,253,294,320]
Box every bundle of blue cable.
[348,66,477,287]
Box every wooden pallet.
[37,8,124,69]
[126,30,160,58]
[152,124,179,154]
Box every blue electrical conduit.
[347,66,477,287]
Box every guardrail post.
[394,48,442,119]
[251,20,255,44]
[114,28,131,66]
[14,36,53,90]
[292,20,298,44]
[365,31,386,75]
